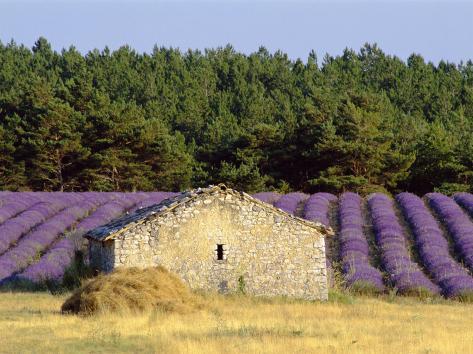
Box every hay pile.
[61,266,200,315]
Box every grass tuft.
[328,288,356,304]
[347,280,384,296]
[452,291,473,303]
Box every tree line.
[1,38,472,195]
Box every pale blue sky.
[0,0,471,63]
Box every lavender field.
[1,190,473,300]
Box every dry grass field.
[1,291,472,354]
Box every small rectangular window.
[216,244,224,260]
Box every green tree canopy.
[0,39,472,195]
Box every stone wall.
[89,190,328,300]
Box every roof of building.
[85,184,333,241]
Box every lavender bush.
[18,238,76,283]
[0,198,99,282]
[0,202,63,255]
[0,191,12,203]
[129,192,178,212]
[252,192,282,205]
[338,193,385,293]
[303,193,337,286]
[368,193,439,296]
[274,192,308,215]
[426,193,473,272]
[33,192,85,204]
[454,193,473,216]
[16,194,148,283]
[76,193,146,232]
[303,193,337,227]
[396,192,473,299]
[0,195,40,224]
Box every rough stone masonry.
[86,185,331,300]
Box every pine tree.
[310,94,414,194]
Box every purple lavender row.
[303,193,337,227]
[338,193,385,292]
[426,193,473,272]
[0,191,12,203]
[3,193,119,283]
[0,193,112,253]
[303,193,337,286]
[13,192,86,204]
[396,193,473,298]
[368,193,440,295]
[4,192,85,206]
[273,192,308,215]
[0,202,65,255]
[0,192,116,210]
[0,197,101,282]
[0,192,95,225]
[76,193,146,231]
[129,192,178,212]
[453,193,473,218]
[17,194,148,282]
[17,238,75,282]
[0,194,41,224]
[252,192,282,205]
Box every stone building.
[85,185,331,300]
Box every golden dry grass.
[61,267,200,315]
[1,291,473,354]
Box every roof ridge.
[86,184,333,241]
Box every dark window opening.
[217,244,224,260]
